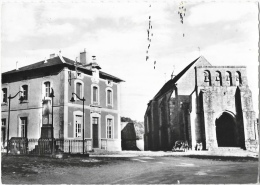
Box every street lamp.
[7,91,24,156]
[49,88,55,155]
[70,93,85,154]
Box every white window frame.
[74,79,84,100]
[105,115,114,139]
[73,111,84,139]
[106,87,113,107]
[91,84,100,105]
[19,117,28,138]
[42,80,53,100]
[75,115,83,138]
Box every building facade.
[1,50,124,151]
[144,56,258,151]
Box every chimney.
[16,61,19,70]
[50,53,55,58]
[80,49,88,66]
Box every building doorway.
[92,117,99,148]
[216,112,237,147]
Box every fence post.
[69,140,71,154]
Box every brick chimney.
[80,49,88,66]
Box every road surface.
[2,155,258,184]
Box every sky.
[1,0,259,121]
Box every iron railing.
[5,138,110,155]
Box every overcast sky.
[1,1,259,121]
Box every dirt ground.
[1,153,258,184]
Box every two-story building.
[1,50,124,152]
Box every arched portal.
[215,112,238,147]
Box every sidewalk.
[89,150,259,158]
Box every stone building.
[121,122,139,150]
[144,56,258,151]
[1,50,124,151]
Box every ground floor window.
[75,115,82,138]
[20,117,28,138]
[107,119,113,139]
[1,119,6,147]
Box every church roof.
[153,56,210,100]
[2,55,124,82]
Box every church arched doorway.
[215,112,237,147]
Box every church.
[144,56,258,151]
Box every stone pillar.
[190,93,197,150]
[240,87,257,150]
[203,89,218,150]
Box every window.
[20,117,27,138]
[92,117,98,125]
[225,71,232,86]
[44,82,51,97]
[2,119,6,126]
[235,71,242,86]
[76,82,82,99]
[203,70,211,86]
[2,88,7,103]
[75,115,82,138]
[107,119,113,139]
[1,119,6,147]
[107,89,112,105]
[215,71,222,86]
[21,85,28,100]
[93,86,98,103]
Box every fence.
[56,139,93,153]
[6,138,108,155]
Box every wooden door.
[92,117,99,148]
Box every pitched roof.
[2,55,124,82]
[153,56,207,100]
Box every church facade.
[144,56,258,151]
